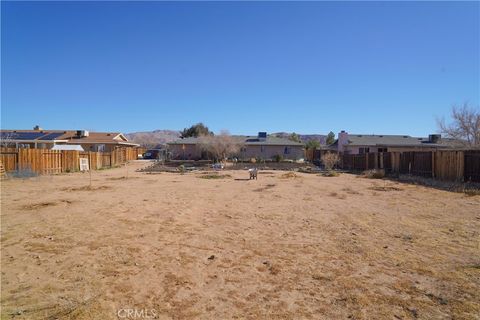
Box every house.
[168,132,305,161]
[0,127,139,152]
[334,130,463,154]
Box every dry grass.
[61,185,111,192]
[463,188,480,197]
[197,174,232,179]
[106,176,138,180]
[1,162,479,319]
[22,199,73,210]
[321,171,339,177]
[329,191,347,199]
[253,184,276,192]
[279,172,299,179]
[369,185,403,192]
[362,169,386,179]
[341,187,361,195]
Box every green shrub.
[273,154,284,162]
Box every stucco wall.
[239,145,304,160]
[169,144,202,160]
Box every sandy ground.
[1,161,479,320]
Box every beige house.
[0,128,139,152]
[168,132,305,161]
[334,130,464,154]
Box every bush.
[273,154,284,162]
[362,169,385,179]
[321,152,340,171]
[322,171,339,177]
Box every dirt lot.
[1,161,479,319]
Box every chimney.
[428,134,441,144]
[338,130,349,152]
[33,125,42,131]
[258,132,267,141]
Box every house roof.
[0,129,139,146]
[342,134,464,148]
[168,135,304,146]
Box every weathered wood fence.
[0,147,144,175]
[339,150,480,182]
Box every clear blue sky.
[1,1,479,136]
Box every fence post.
[458,151,464,182]
[431,151,435,178]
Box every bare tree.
[437,103,480,147]
[322,152,340,171]
[0,132,17,148]
[199,130,243,162]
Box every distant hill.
[272,132,327,145]
[125,130,181,148]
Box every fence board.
[0,146,141,175]
[338,150,477,183]
[464,151,480,182]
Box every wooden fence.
[339,150,480,182]
[0,147,144,175]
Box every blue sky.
[1,1,479,136]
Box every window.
[284,147,290,154]
[96,144,106,152]
[378,148,387,153]
[261,145,265,153]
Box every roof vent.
[76,130,89,138]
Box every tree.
[180,123,213,138]
[289,132,301,143]
[198,131,243,162]
[437,103,480,147]
[326,131,335,145]
[0,132,16,148]
[305,140,320,150]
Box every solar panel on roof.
[39,132,64,140]
[0,132,16,139]
[0,132,46,140]
[15,132,47,140]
